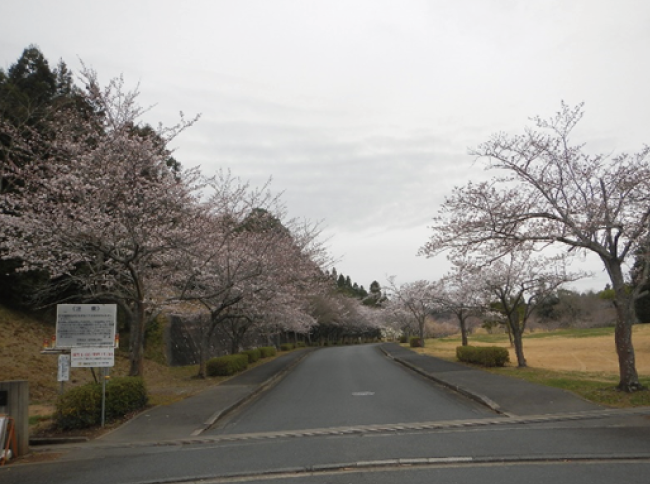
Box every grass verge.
[408,326,650,409]
[484,366,650,408]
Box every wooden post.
[0,381,29,457]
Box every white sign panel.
[71,347,115,368]
[57,354,71,382]
[56,304,116,348]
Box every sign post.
[57,354,70,395]
[56,304,117,426]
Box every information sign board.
[71,347,115,368]
[56,304,116,348]
[57,354,71,381]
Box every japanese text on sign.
[71,347,115,368]
[56,304,116,348]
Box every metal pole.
[101,367,106,427]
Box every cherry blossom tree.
[421,103,650,389]
[169,172,327,377]
[353,303,385,341]
[0,70,200,376]
[473,249,579,367]
[307,293,347,344]
[435,259,485,347]
[214,271,318,355]
[382,301,417,341]
[387,277,438,345]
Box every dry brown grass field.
[410,325,650,407]
[413,325,650,376]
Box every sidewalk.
[93,348,315,445]
[380,342,603,416]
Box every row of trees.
[1,46,376,378]
[417,103,650,392]
[8,47,644,393]
[386,249,578,365]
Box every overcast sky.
[2,0,649,291]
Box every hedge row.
[242,348,261,363]
[456,345,510,367]
[55,377,148,430]
[259,346,277,358]
[206,346,278,377]
[206,353,249,376]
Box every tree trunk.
[508,315,526,368]
[196,314,214,379]
[512,331,526,368]
[606,259,643,391]
[459,311,469,346]
[230,337,239,355]
[197,342,207,378]
[128,300,146,377]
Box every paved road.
[3,344,650,484]
[209,344,494,435]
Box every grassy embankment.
[0,304,278,433]
[409,325,650,408]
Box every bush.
[399,335,408,344]
[55,377,148,430]
[259,346,277,358]
[409,337,423,348]
[295,341,307,348]
[242,348,261,364]
[206,354,249,376]
[55,382,101,430]
[280,343,294,351]
[105,377,148,421]
[456,345,510,367]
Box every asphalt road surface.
[3,345,650,484]
[208,344,494,435]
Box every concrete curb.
[29,436,89,446]
[33,348,318,448]
[132,453,650,483]
[379,345,508,416]
[195,347,317,435]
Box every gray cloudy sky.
[2,0,649,291]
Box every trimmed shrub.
[409,337,423,348]
[105,377,148,421]
[456,345,510,367]
[242,348,261,364]
[399,335,408,344]
[280,343,294,351]
[295,341,307,348]
[206,353,248,376]
[55,382,102,430]
[259,346,277,358]
[206,354,249,376]
[55,377,148,430]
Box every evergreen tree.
[330,267,338,286]
[2,45,56,127]
[363,280,385,306]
